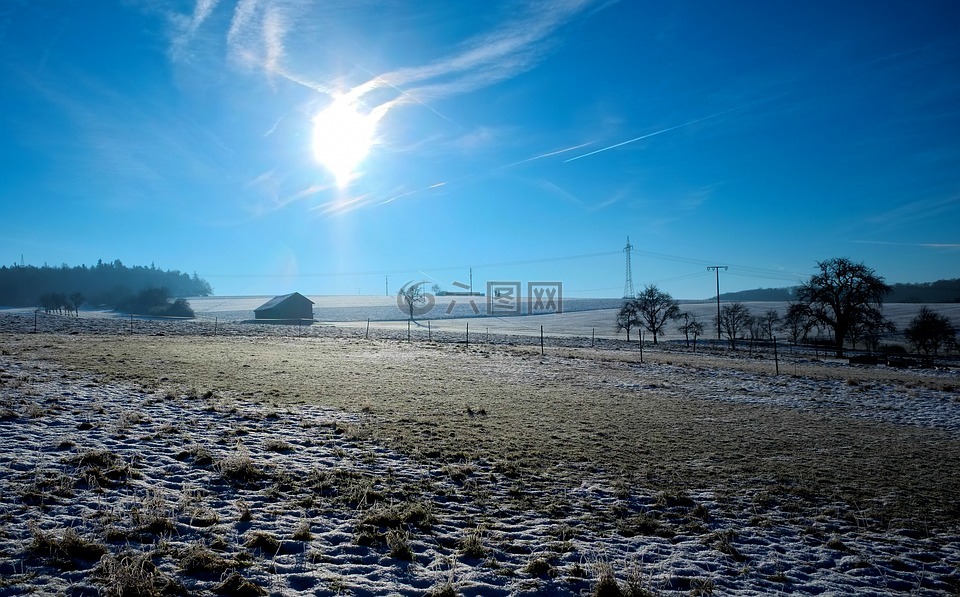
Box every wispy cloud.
[260,5,286,75]
[224,0,287,73]
[170,0,220,59]
[588,188,629,212]
[852,240,960,250]
[164,0,298,81]
[226,0,259,50]
[866,195,959,226]
[312,192,372,216]
[350,0,597,107]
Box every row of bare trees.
[38,292,84,316]
[617,258,957,357]
[618,295,789,352]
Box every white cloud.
[352,0,598,107]
[170,0,221,59]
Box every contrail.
[500,142,594,169]
[378,182,446,206]
[564,103,754,163]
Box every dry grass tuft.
[178,543,235,574]
[94,550,183,596]
[132,490,177,537]
[20,470,75,504]
[263,438,293,452]
[66,448,121,469]
[592,566,622,597]
[617,513,671,538]
[291,519,312,541]
[175,443,213,466]
[336,471,384,507]
[360,500,436,531]
[386,528,414,560]
[443,463,474,483]
[28,523,107,569]
[215,447,264,485]
[213,571,266,596]
[243,530,280,553]
[236,499,253,522]
[705,529,747,561]
[524,555,556,577]
[458,526,486,559]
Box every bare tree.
[781,302,813,345]
[634,285,680,344]
[715,302,752,350]
[69,292,84,316]
[397,282,432,321]
[759,309,781,340]
[905,307,956,356]
[677,312,704,351]
[796,258,891,357]
[847,308,895,352]
[616,300,640,342]
[748,313,763,352]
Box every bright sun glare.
[311,96,376,186]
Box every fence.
[1,310,955,371]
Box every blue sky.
[1,0,958,299]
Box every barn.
[253,292,314,321]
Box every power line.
[203,244,809,296]
[204,249,622,279]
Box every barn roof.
[254,292,314,312]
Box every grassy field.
[3,327,959,594]
[10,331,960,525]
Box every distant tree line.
[0,260,212,309]
[887,279,960,303]
[718,278,960,303]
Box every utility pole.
[469,268,473,294]
[706,266,728,339]
[385,275,389,297]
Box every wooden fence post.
[774,336,780,375]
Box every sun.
[311,96,376,186]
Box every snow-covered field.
[1,314,959,595]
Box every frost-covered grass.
[1,325,959,595]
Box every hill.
[718,279,960,303]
